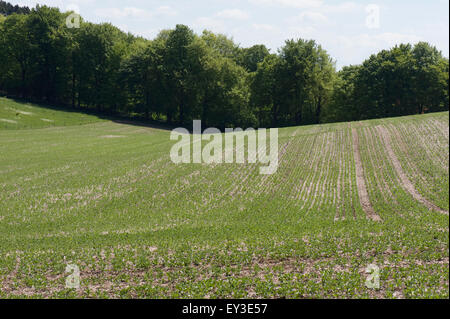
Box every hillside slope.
[0,97,103,129]
[0,98,448,298]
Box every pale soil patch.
[5,107,33,115]
[2,254,447,298]
[388,125,444,201]
[401,122,448,171]
[30,157,169,215]
[345,125,357,219]
[299,134,327,210]
[100,135,126,138]
[377,126,449,216]
[1,255,21,293]
[432,119,449,140]
[0,118,18,124]
[352,128,381,222]
[335,131,346,221]
[228,164,256,197]
[17,110,33,115]
[41,118,54,122]
[290,128,300,137]
[254,138,292,196]
[365,127,397,204]
[288,137,314,202]
[226,139,260,197]
[361,127,407,219]
[307,132,334,212]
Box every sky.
[9,0,450,69]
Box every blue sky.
[11,0,450,68]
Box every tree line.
[0,5,448,128]
[0,0,30,16]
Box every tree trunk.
[21,67,26,98]
[179,97,185,125]
[316,95,322,124]
[272,104,279,127]
[72,72,76,108]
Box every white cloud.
[95,6,176,19]
[338,33,423,50]
[248,0,361,12]
[252,23,278,32]
[193,9,250,34]
[329,32,424,68]
[216,9,250,20]
[287,11,328,26]
[193,17,226,33]
[66,4,81,14]
[12,0,94,14]
[286,25,317,37]
[138,29,160,40]
[249,0,323,9]
[13,0,94,9]
[321,2,361,14]
[155,6,177,17]
[95,7,148,19]
[375,33,423,47]
[117,24,131,33]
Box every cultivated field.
[0,98,448,298]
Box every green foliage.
[0,0,30,16]
[238,44,270,72]
[0,6,448,128]
[201,30,241,62]
[251,40,336,127]
[0,100,448,298]
[323,65,361,123]
[0,97,103,129]
[323,43,449,123]
[74,22,130,111]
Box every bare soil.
[377,126,449,215]
[352,128,382,221]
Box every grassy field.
[0,98,448,298]
[0,97,104,129]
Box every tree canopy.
[0,0,30,16]
[0,5,448,128]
